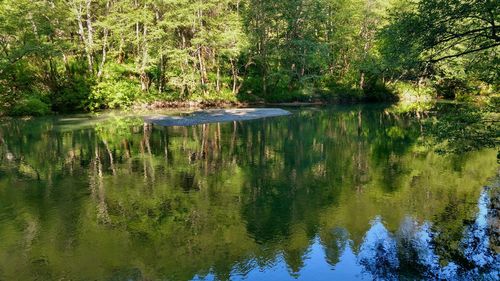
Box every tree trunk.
[216,60,221,92]
[230,58,238,94]
[359,72,365,89]
[158,54,164,93]
[118,37,124,63]
[85,0,94,72]
[97,28,108,78]
[75,2,93,72]
[97,0,110,78]
[140,23,149,91]
[197,47,208,95]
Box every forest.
[1,0,499,279]
[0,0,498,115]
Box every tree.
[379,0,499,83]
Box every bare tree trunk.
[97,29,108,78]
[158,53,164,93]
[62,53,70,75]
[118,37,125,63]
[179,31,188,96]
[359,41,369,89]
[196,7,209,95]
[215,51,221,93]
[359,72,365,89]
[134,0,140,56]
[197,47,208,95]
[230,58,238,94]
[75,2,93,72]
[97,0,110,78]
[85,0,94,71]
[140,24,149,91]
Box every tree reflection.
[342,189,499,280]
[358,217,399,280]
[0,106,497,280]
[461,188,500,279]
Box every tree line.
[0,0,498,115]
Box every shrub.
[10,96,51,116]
[433,77,469,99]
[51,76,93,112]
[364,82,398,102]
[387,81,436,102]
[87,79,141,110]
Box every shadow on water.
[0,104,498,280]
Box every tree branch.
[429,42,500,62]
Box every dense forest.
[0,0,498,115]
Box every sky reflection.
[196,188,499,281]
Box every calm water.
[0,105,498,281]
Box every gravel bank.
[145,108,292,127]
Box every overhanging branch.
[428,42,500,62]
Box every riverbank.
[133,100,332,110]
[2,89,497,118]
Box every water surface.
[0,105,498,280]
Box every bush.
[316,79,363,102]
[433,77,469,99]
[364,82,398,102]
[10,96,51,116]
[87,79,141,110]
[188,88,239,103]
[51,76,93,112]
[387,81,436,102]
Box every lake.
[0,104,498,281]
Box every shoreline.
[133,100,333,110]
[0,97,469,118]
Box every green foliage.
[379,0,499,99]
[9,96,51,116]
[89,80,141,110]
[424,102,500,153]
[51,75,94,113]
[387,81,437,101]
[0,0,497,115]
[388,100,435,116]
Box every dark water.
[0,105,498,281]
